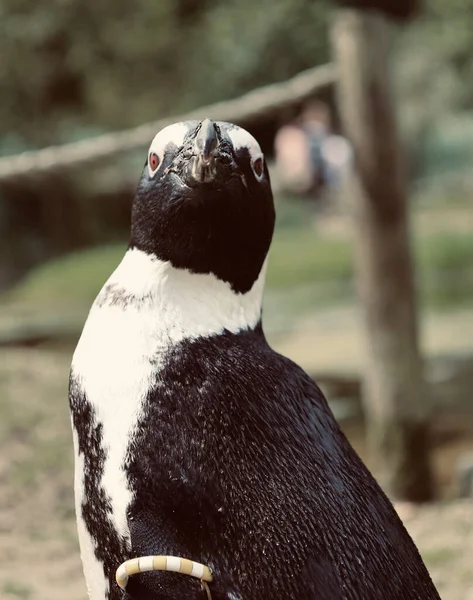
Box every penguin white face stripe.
[226,126,264,164]
[149,122,188,153]
[147,122,189,178]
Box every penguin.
[69,118,440,600]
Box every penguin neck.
[97,247,266,344]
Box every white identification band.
[116,555,213,596]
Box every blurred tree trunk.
[330,8,434,501]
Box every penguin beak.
[188,119,220,184]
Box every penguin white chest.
[69,247,266,599]
[72,299,162,539]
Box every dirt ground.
[1,347,472,600]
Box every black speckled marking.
[95,283,153,309]
[69,375,129,599]
[120,326,440,600]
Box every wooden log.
[0,64,336,183]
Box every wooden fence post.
[331,8,434,501]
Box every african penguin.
[69,119,440,600]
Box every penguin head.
[130,119,275,294]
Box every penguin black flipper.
[124,507,234,600]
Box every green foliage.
[422,546,457,567]
[392,0,473,180]
[2,0,472,152]
[418,231,473,271]
[0,0,331,149]
[2,243,127,310]
[421,114,473,178]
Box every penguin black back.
[69,119,440,600]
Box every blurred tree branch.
[0,64,335,183]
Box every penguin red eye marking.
[149,153,160,173]
[146,122,188,178]
[252,157,264,179]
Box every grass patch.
[267,230,352,288]
[416,232,473,309]
[0,353,73,490]
[2,582,32,599]
[1,243,126,311]
[10,441,74,488]
[418,232,473,272]
[0,392,43,441]
[422,547,457,568]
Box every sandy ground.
[1,346,472,600]
[270,306,473,375]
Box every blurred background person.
[274,100,353,211]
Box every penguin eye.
[149,153,160,173]
[252,157,264,180]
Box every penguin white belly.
[71,295,163,599]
